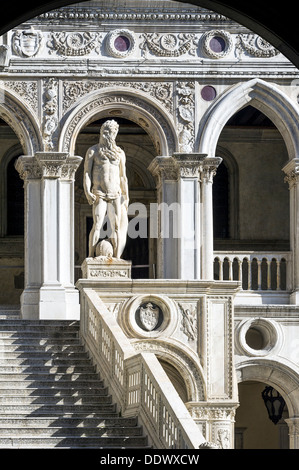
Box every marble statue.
[83,119,129,259]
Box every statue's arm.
[120,152,129,208]
[83,148,96,205]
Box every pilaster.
[285,417,299,449]
[148,153,221,280]
[283,158,299,304]
[15,152,82,319]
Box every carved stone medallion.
[138,302,161,331]
[12,27,43,57]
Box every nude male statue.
[83,119,129,259]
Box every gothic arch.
[236,358,299,417]
[0,87,43,155]
[197,78,299,160]
[135,338,206,402]
[58,87,178,156]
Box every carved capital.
[282,158,299,189]
[15,156,42,180]
[172,153,207,178]
[16,153,82,181]
[200,156,223,183]
[148,156,178,185]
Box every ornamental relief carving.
[12,27,44,57]
[178,302,197,342]
[62,94,176,155]
[42,78,58,151]
[141,33,197,57]
[176,82,195,153]
[47,31,102,56]
[4,81,38,115]
[236,34,280,58]
[63,80,173,113]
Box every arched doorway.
[74,116,158,280]
[235,381,289,449]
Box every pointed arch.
[0,87,43,155]
[58,87,178,156]
[197,78,299,160]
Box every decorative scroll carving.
[5,81,38,115]
[48,31,102,56]
[42,78,58,151]
[177,82,195,153]
[236,34,280,58]
[141,33,197,57]
[63,80,173,113]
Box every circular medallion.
[202,30,232,59]
[106,29,136,58]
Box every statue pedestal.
[81,257,132,280]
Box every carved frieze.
[141,33,197,57]
[236,34,280,58]
[47,31,102,56]
[63,80,173,113]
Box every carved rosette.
[48,31,102,56]
[141,33,196,57]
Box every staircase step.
[0,307,148,449]
[0,435,148,448]
[0,395,113,405]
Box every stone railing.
[78,288,205,449]
[214,251,292,292]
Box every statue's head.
[99,119,119,145]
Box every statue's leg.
[107,198,122,258]
[89,198,107,257]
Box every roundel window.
[202,30,232,59]
[106,29,136,58]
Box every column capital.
[15,153,82,181]
[35,152,82,180]
[282,158,299,189]
[148,154,222,183]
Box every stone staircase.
[0,306,148,449]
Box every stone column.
[285,417,299,449]
[283,158,299,304]
[15,152,82,320]
[200,157,222,280]
[148,154,221,280]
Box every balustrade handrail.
[213,250,292,291]
[78,287,205,449]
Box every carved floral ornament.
[10,25,280,60]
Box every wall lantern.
[261,386,286,425]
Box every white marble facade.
[1,0,299,448]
